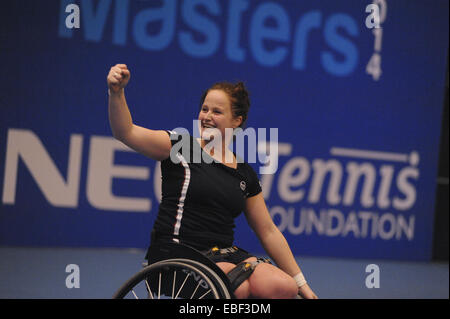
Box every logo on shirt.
[240,181,246,192]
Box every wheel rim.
[113,260,222,299]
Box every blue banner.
[0,0,448,260]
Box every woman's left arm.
[244,192,318,299]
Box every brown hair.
[199,81,251,128]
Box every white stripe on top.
[172,152,191,243]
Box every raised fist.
[107,64,130,93]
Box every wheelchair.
[112,242,236,299]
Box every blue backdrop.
[0,0,448,261]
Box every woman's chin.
[201,127,221,141]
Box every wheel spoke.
[174,273,190,299]
[158,272,161,299]
[172,270,177,299]
[190,281,202,299]
[131,289,138,299]
[198,289,211,299]
[145,279,154,299]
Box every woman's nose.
[205,110,213,120]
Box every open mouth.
[202,123,216,129]
[200,123,220,140]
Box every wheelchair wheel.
[170,258,232,299]
[113,259,231,299]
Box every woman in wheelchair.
[108,64,318,299]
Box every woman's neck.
[199,138,236,166]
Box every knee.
[234,280,251,299]
[278,275,298,299]
[249,265,298,299]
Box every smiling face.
[198,89,242,142]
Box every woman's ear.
[233,115,243,128]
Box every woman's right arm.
[107,64,171,161]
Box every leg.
[216,262,251,299]
[244,257,298,299]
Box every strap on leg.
[226,258,271,292]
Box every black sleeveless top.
[152,130,262,250]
